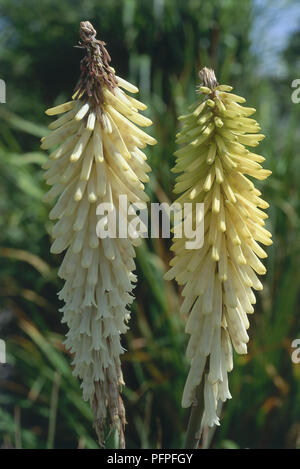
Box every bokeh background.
[0,0,299,449]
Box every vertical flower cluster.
[165,68,272,427]
[41,21,156,447]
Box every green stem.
[184,380,205,449]
[47,371,61,449]
[202,401,223,449]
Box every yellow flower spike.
[165,68,272,431]
[42,21,156,448]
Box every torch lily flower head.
[41,21,156,447]
[165,67,272,428]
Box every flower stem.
[202,401,223,449]
[184,379,205,449]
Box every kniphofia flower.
[41,21,156,447]
[165,68,272,430]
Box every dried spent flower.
[41,21,156,447]
[165,68,272,428]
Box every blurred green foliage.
[0,0,299,449]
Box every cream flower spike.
[41,21,156,448]
[164,68,272,431]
